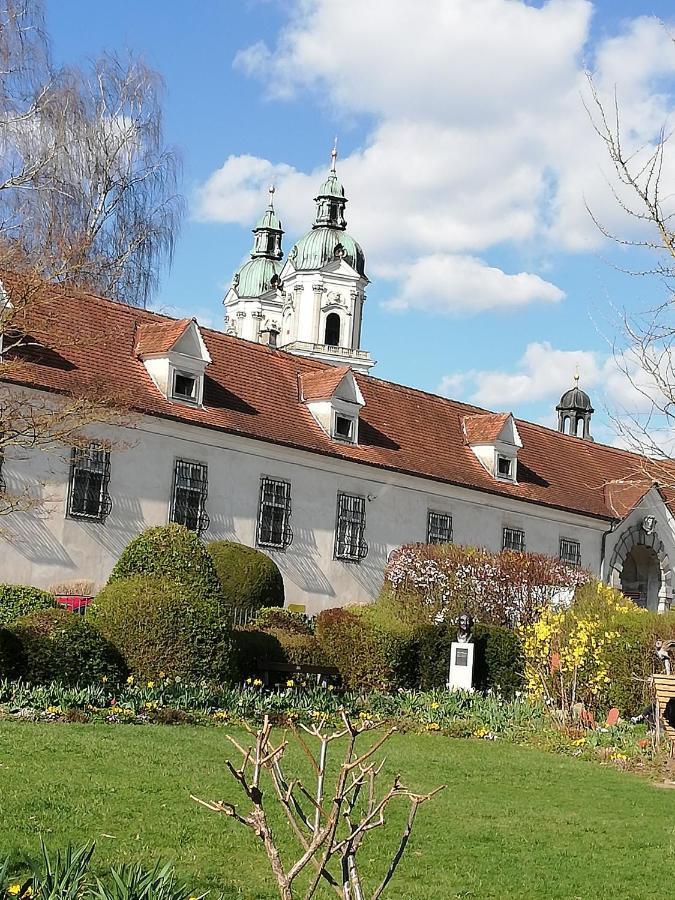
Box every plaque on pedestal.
[448,641,474,692]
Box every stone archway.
[608,520,672,613]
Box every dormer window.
[300,366,365,446]
[173,371,198,402]
[135,317,211,406]
[333,413,355,442]
[496,454,514,480]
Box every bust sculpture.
[456,612,474,644]
[656,639,675,675]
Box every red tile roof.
[2,272,672,523]
[463,412,511,444]
[300,366,352,401]
[135,318,191,356]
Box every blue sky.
[46,1,675,443]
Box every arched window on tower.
[324,313,341,347]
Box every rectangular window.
[172,371,197,402]
[334,492,368,561]
[503,526,525,552]
[497,455,514,479]
[170,460,209,534]
[560,538,581,567]
[67,443,111,521]
[333,414,355,442]
[257,477,293,549]
[427,510,453,544]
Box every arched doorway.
[620,544,661,611]
[608,520,672,613]
[324,313,341,347]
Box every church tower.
[278,146,374,373]
[224,186,284,343]
[556,373,594,440]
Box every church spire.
[313,140,347,229]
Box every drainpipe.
[599,517,620,584]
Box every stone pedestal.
[448,641,474,692]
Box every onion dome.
[557,373,594,414]
[287,143,366,277]
[231,186,284,298]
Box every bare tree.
[0,0,183,307]
[192,714,443,900]
[584,68,675,482]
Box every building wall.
[1,407,610,613]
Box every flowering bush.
[521,581,675,715]
[385,543,590,625]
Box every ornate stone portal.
[608,520,672,613]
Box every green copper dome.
[233,256,282,298]
[289,227,365,276]
[254,205,282,231]
[316,171,345,199]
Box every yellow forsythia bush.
[521,581,663,716]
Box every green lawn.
[0,721,673,899]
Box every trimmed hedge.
[0,584,56,627]
[108,525,224,607]
[93,575,234,681]
[11,608,127,685]
[254,606,313,634]
[207,541,284,612]
[0,627,23,679]
[233,628,327,673]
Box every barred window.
[170,460,209,535]
[334,492,368,562]
[257,477,293,549]
[560,538,581,567]
[427,510,452,544]
[67,443,112,521]
[502,526,525,552]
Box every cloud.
[196,2,675,316]
[382,255,564,316]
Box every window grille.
[170,460,209,535]
[334,492,368,561]
[257,476,293,549]
[502,527,525,552]
[427,510,453,544]
[67,443,112,521]
[559,538,581,567]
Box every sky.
[45,0,675,446]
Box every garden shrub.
[207,541,284,613]
[92,575,234,681]
[385,543,589,626]
[254,606,313,634]
[415,622,524,698]
[108,524,223,607]
[0,584,56,627]
[521,580,675,716]
[315,607,418,690]
[0,627,23,679]
[11,608,126,685]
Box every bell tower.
[556,373,594,440]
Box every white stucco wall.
[1,407,611,613]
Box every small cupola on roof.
[557,373,594,441]
[300,366,365,444]
[463,412,522,483]
[135,317,211,406]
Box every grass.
[1,721,674,899]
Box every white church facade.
[1,152,674,614]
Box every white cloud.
[382,255,564,316]
[195,1,675,316]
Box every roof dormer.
[300,366,365,444]
[135,317,211,406]
[463,412,522,483]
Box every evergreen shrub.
[11,608,126,685]
[93,575,234,681]
[0,627,23,679]
[207,541,284,612]
[0,584,56,627]
[254,606,313,634]
[108,524,223,606]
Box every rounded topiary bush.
[108,524,224,606]
[0,584,56,627]
[93,575,234,681]
[11,607,127,685]
[207,541,284,613]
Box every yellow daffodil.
[286,679,295,688]
[147,681,154,688]
[126,675,134,684]
[8,884,21,895]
